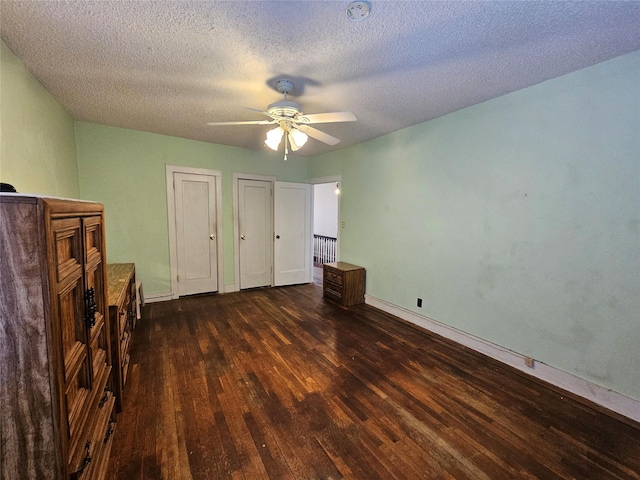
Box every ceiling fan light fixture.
[208,78,356,157]
[288,128,308,151]
[265,126,284,150]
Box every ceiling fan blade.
[296,111,357,124]
[206,119,275,126]
[297,124,340,146]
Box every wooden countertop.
[106,263,135,307]
[323,262,364,272]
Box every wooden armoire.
[0,195,115,480]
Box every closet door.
[274,181,312,286]
[238,179,273,289]
[174,172,219,295]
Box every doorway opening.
[311,176,341,284]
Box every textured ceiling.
[1,1,639,157]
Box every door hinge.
[177,274,180,282]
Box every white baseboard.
[365,294,640,424]
[144,286,238,303]
[144,291,173,303]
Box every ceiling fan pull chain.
[284,134,289,161]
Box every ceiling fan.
[207,79,357,160]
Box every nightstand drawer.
[324,269,343,286]
[324,283,343,299]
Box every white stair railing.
[313,235,337,264]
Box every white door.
[238,179,272,289]
[274,181,312,286]
[174,172,218,295]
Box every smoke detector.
[346,1,371,21]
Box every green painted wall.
[3,33,638,402]
[0,41,79,197]
[309,51,640,401]
[75,122,307,293]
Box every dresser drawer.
[119,307,127,333]
[70,390,115,479]
[107,262,137,413]
[119,330,130,363]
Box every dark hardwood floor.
[107,271,640,479]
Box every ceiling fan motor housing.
[267,99,302,120]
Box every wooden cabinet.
[107,263,137,412]
[0,195,115,480]
[323,262,366,306]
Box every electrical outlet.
[524,357,535,368]
[341,221,345,228]
[417,298,422,308]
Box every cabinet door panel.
[65,355,91,440]
[53,218,83,284]
[84,217,108,373]
[83,216,103,266]
[53,218,87,376]
[90,320,108,381]
[57,279,87,373]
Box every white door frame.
[232,172,276,292]
[307,175,342,263]
[166,164,224,299]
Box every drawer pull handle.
[104,422,115,443]
[72,441,92,476]
[84,288,97,328]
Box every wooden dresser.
[0,195,115,480]
[106,263,137,412]
[323,262,366,306]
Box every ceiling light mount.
[275,79,295,95]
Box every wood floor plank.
[107,269,640,479]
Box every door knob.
[210,234,215,240]
[241,235,246,240]
[275,235,280,239]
